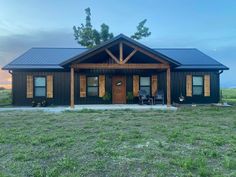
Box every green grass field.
[0,107,235,177]
[222,88,236,105]
[0,90,11,106]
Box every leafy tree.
[100,23,114,42]
[73,8,96,48]
[73,8,151,48]
[131,19,151,40]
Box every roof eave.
[174,65,229,70]
[2,65,64,70]
[2,64,10,70]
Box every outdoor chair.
[138,90,149,105]
[154,90,165,105]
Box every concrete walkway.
[0,104,177,113]
[69,104,177,111]
[0,107,67,113]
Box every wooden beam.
[70,67,74,108]
[166,67,171,106]
[105,49,120,64]
[119,42,123,64]
[122,41,168,64]
[73,63,169,69]
[76,41,119,63]
[123,48,137,64]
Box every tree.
[100,23,114,42]
[73,8,151,48]
[131,19,151,40]
[73,8,97,48]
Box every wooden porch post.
[70,67,75,108]
[119,42,123,64]
[167,67,171,106]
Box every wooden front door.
[112,76,126,104]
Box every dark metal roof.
[155,48,229,70]
[3,48,87,70]
[2,35,228,70]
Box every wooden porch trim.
[70,67,74,108]
[122,41,168,64]
[76,41,119,64]
[122,48,138,64]
[105,49,120,64]
[75,40,169,65]
[72,63,169,69]
[119,42,123,64]
[166,67,171,106]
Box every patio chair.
[154,90,164,105]
[138,90,149,105]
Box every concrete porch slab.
[0,107,67,113]
[0,104,177,113]
[67,104,177,111]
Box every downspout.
[217,70,224,103]
[8,70,13,105]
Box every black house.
[2,34,229,107]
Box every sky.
[0,0,236,88]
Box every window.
[34,77,46,97]
[192,76,203,95]
[140,77,151,96]
[87,76,98,96]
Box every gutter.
[218,70,224,75]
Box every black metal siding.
[12,71,70,106]
[12,69,220,106]
[171,70,220,104]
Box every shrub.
[102,92,111,101]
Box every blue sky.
[0,0,236,87]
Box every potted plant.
[126,92,134,104]
[41,100,47,107]
[102,92,111,103]
[32,100,37,107]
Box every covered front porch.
[66,36,174,108]
[70,68,171,107]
